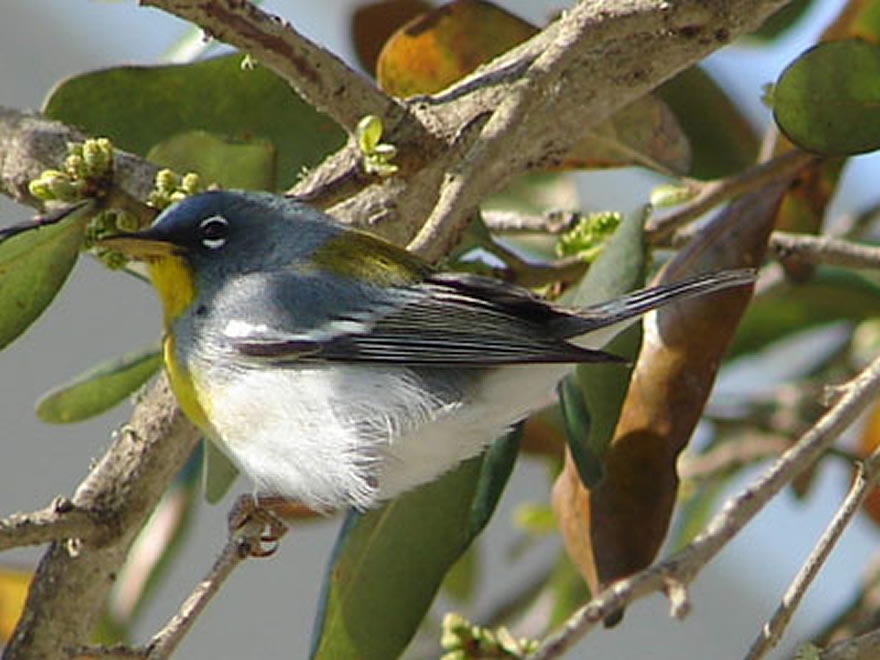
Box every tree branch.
[820,629,880,660]
[745,451,880,659]
[139,0,405,133]
[0,107,158,210]
[529,352,880,660]
[4,376,200,659]
[645,149,816,242]
[769,231,880,270]
[137,0,793,253]
[0,499,98,552]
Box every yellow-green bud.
[181,172,202,195]
[650,183,696,208]
[439,651,467,660]
[94,247,129,270]
[82,138,113,177]
[155,169,179,193]
[66,142,84,159]
[28,178,53,201]
[64,154,85,178]
[356,115,383,154]
[442,612,469,635]
[42,170,81,202]
[114,210,140,232]
[372,143,397,160]
[440,628,464,651]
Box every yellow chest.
[147,255,212,431]
[163,332,212,432]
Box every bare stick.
[528,354,880,660]
[142,534,252,659]
[0,499,98,552]
[678,433,791,483]
[769,231,880,270]
[142,0,401,131]
[481,209,579,235]
[644,150,815,242]
[820,628,880,659]
[745,452,880,659]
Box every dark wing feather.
[231,271,621,366]
[228,268,755,367]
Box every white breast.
[195,361,568,510]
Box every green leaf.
[202,438,240,504]
[557,375,601,486]
[441,544,479,603]
[773,39,880,155]
[44,54,345,190]
[750,0,815,42]
[36,344,161,423]
[558,207,647,484]
[147,130,276,191]
[311,430,520,660]
[0,203,91,351]
[729,266,880,358]
[656,66,759,179]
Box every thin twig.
[770,231,880,270]
[141,0,401,131]
[644,150,816,242]
[0,499,97,552]
[529,353,880,660]
[678,433,791,483]
[3,377,200,659]
[745,451,880,659]
[142,533,254,659]
[820,628,880,659]
[481,209,579,235]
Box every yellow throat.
[146,256,211,431]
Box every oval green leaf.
[558,207,647,484]
[311,429,519,660]
[0,204,90,351]
[36,344,162,423]
[656,66,758,179]
[773,39,880,155]
[44,54,345,190]
[202,438,240,504]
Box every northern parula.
[102,190,752,511]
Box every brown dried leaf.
[553,182,787,597]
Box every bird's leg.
[227,494,290,558]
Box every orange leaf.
[376,0,537,97]
[350,0,434,75]
[0,567,31,642]
[856,397,880,525]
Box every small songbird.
[102,190,752,511]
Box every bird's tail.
[558,268,756,350]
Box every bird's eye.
[198,215,229,249]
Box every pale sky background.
[2,1,880,659]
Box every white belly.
[197,362,567,510]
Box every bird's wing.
[223,271,621,366]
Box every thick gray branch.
[3,376,200,659]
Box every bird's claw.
[228,494,289,558]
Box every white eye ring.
[199,215,229,249]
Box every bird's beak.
[97,229,181,260]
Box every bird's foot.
[228,494,289,558]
